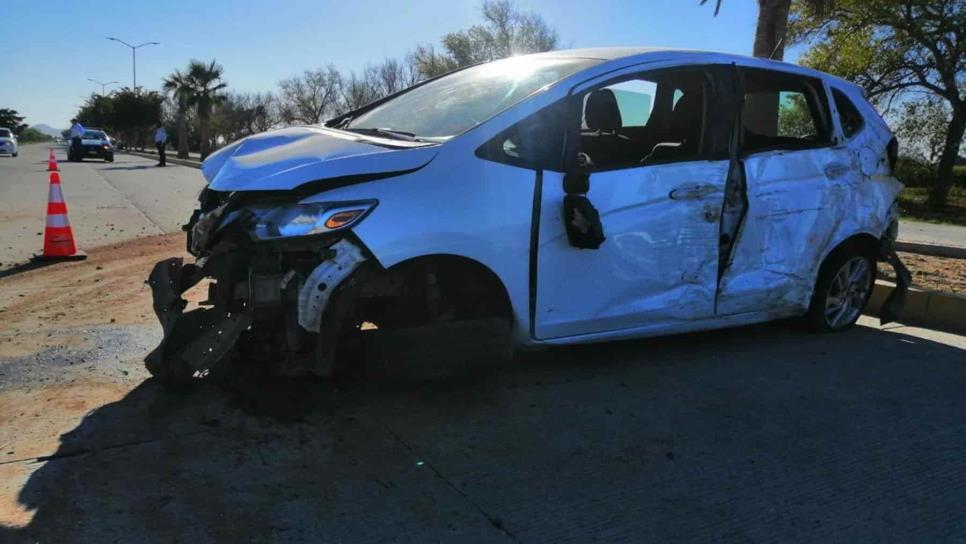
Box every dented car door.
[535,66,732,339]
[717,68,851,315]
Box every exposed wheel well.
[333,254,513,333]
[377,255,513,324]
[825,233,879,265]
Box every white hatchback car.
[145,48,909,385]
[0,128,18,157]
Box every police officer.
[154,125,167,167]
[69,118,85,161]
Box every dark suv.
[68,128,114,162]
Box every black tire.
[804,241,876,332]
[11,152,17,157]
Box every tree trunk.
[753,0,790,59]
[200,117,210,161]
[927,104,965,211]
[176,107,188,160]
[744,0,791,137]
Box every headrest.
[670,93,703,130]
[585,89,623,132]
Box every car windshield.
[0,129,11,138]
[84,130,106,139]
[345,56,600,141]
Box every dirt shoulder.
[879,251,966,295]
[0,233,193,358]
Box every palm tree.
[701,0,831,135]
[700,0,830,60]
[186,59,228,160]
[162,69,193,159]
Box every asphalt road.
[0,144,205,270]
[0,315,964,542]
[1,142,966,542]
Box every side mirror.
[561,167,605,250]
[563,170,589,194]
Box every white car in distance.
[0,128,18,157]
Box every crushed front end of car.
[144,188,376,386]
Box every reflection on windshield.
[346,56,600,141]
[84,131,106,139]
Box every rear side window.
[832,88,864,138]
[740,68,832,154]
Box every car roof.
[525,47,860,90]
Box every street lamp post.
[87,78,120,95]
[106,37,159,94]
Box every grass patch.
[898,186,966,227]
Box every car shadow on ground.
[99,165,155,171]
[3,322,966,542]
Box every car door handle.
[669,184,720,201]
[824,162,850,179]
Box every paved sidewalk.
[900,221,966,249]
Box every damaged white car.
[145,47,910,386]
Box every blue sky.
[1,0,803,128]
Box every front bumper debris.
[878,248,911,326]
[877,222,910,326]
[144,258,253,383]
[144,232,367,384]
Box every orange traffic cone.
[34,172,86,261]
[48,149,58,172]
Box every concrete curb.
[895,240,966,260]
[123,149,202,169]
[867,279,966,335]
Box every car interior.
[576,68,832,171]
[579,70,709,170]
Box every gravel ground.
[880,251,966,295]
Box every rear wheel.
[804,244,875,332]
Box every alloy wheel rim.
[824,256,871,328]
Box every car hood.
[201,126,440,192]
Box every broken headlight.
[249,200,377,241]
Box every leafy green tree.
[76,93,115,129]
[896,97,961,164]
[777,93,816,137]
[186,59,228,160]
[791,0,965,209]
[111,88,163,149]
[16,127,51,143]
[0,108,28,135]
[163,69,193,159]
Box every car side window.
[740,68,832,155]
[475,99,568,171]
[577,69,711,171]
[832,88,864,139]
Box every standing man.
[154,125,167,167]
[69,118,85,161]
